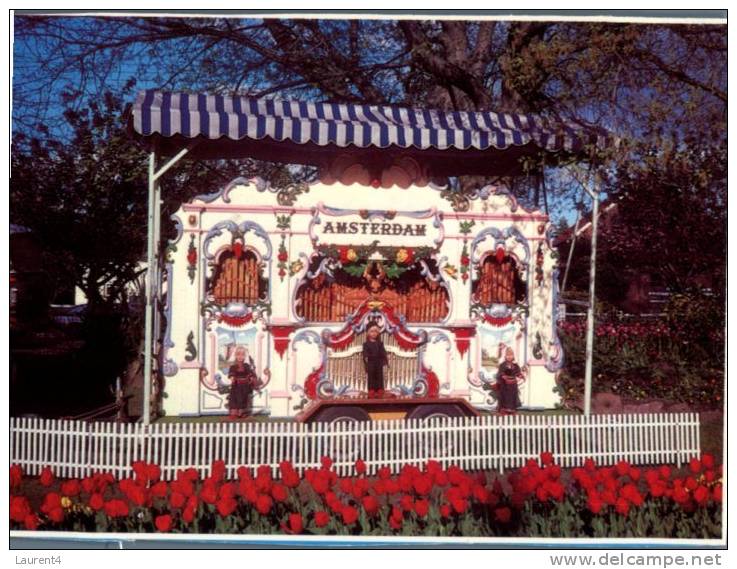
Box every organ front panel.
[473,255,523,306]
[210,250,266,305]
[296,260,449,323]
[325,330,420,392]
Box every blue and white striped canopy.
[129,90,611,173]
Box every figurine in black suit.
[362,321,388,393]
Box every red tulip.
[414,499,429,518]
[200,483,218,505]
[24,513,40,531]
[413,474,433,496]
[39,467,54,487]
[615,497,630,516]
[216,497,238,517]
[271,483,289,503]
[320,456,333,470]
[211,460,226,482]
[61,479,81,497]
[287,513,303,534]
[615,460,630,477]
[170,490,187,509]
[702,454,715,470]
[433,471,449,487]
[377,466,392,480]
[40,492,61,514]
[384,478,400,495]
[400,494,415,512]
[282,469,300,489]
[451,498,468,514]
[89,493,105,511]
[439,504,451,518]
[494,506,512,523]
[81,476,95,494]
[155,514,173,532]
[10,496,32,523]
[713,484,722,503]
[546,465,562,480]
[182,504,196,524]
[355,459,367,475]
[693,486,710,506]
[472,484,489,504]
[587,494,603,515]
[672,486,689,504]
[362,495,379,516]
[540,452,554,466]
[48,507,65,523]
[339,478,353,494]
[546,480,565,502]
[151,481,168,499]
[256,494,273,515]
[341,505,358,525]
[621,484,644,507]
[425,460,442,474]
[689,457,702,474]
[314,511,330,528]
[10,464,23,489]
[658,465,671,480]
[146,464,161,483]
[104,499,129,518]
[181,468,199,482]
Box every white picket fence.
[10,413,700,480]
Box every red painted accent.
[482,314,514,327]
[421,365,440,398]
[303,363,325,400]
[217,312,253,327]
[452,326,476,356]
[495,246,506,264]
[232,241,244,259]
[187,248,197,266]
[323,301,425,352]
[269,325,298,359]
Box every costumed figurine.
[227,345,270,419]
[495,344,525,415]
[362,321,389,395]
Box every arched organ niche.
[326,329,420,393]
[208,247,267,306]
[472,253,526,306]
[295,255,449,323]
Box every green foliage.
[557,308,724,407]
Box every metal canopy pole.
[142,141,199,425]
[143,150,157,425]
[583,183,600,416]
[561,203,583,294]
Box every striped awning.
[129,90,612,174]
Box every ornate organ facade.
[161,179,563,417]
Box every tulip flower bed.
[10,453,722,539]
[557,317,724,407]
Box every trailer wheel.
[407,404,465,420]
[311,406,369,468]
[408,405,467,459]
[314,406,370,424]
